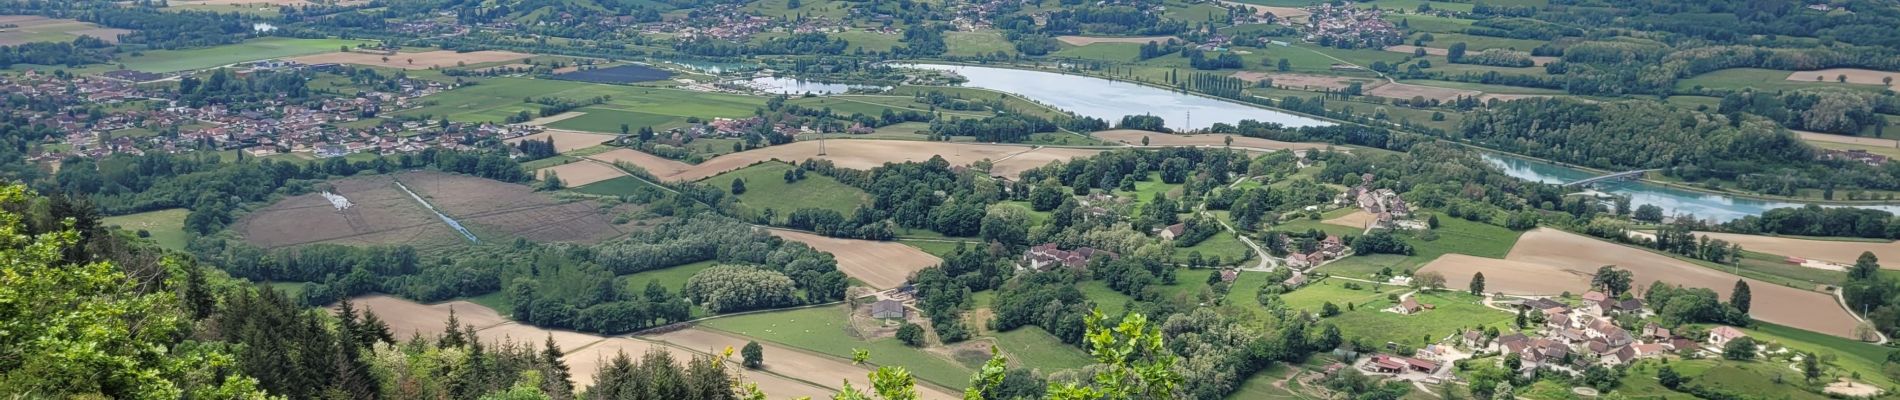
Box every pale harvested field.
[522,112,588,127]
[535,160,623,187]
[1530,56,1559,66]
[1230,71,1370,91]
[1795,130,1900,147]
[169,0,314,5]
[990,147,1106,178]
[1366,81,1480,102]
[564,338,835,397]
[593,140,1059,182]
[505,129,612,152]
[589,148,693,179]
[1320,210,1376,229]
[1417,254,1591,295]
[1692,231,1900,267]
[1785,68,1900,91]
[1385,45,1447,56]
[1218,1,1310,20]
[476,323,605,353]
[769,229,941,289]
[288,50,532,70]
[1506,228,1861,338]
[1094,129,1335,152]
[347,295,510,339]
[1055,35,1179,46]
[0,15,131,45]
[646,328,961,400]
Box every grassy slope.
[103,208,191,251]
[698,161,871,216]
[696,304,974,388]
[121,38,372,73]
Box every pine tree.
[440,308,467,348]
[1470,272,1486,295]
[542,335,574,395]
[1730,279,1752,313]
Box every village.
[7,62,543,165]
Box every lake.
[897,64,1332,131]
[740,77,888,95]
[1481,152,1900,222]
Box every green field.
[1420,32,1548,51]
[1321,290,1514,349]
[695,305,974,388]
[403,79,766,126]
[571,175,659,196]
[103,208,191,251]
[1314,212,1523,278]
[1052,42,1143,62]
[699,161,871,217]
[1388,13,1475,33]
[832,30,903,53]
[617,260,719,293]
[120,37,372,73]
[945,31,1018,57]
[989,327,1095,371]
[1676,68,1893,94]
[1174,232,1254,266]
[898,239,978,257]
[1279,278,1403,313]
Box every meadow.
[1676,68,1892,94]
[699,161,871,216]
[1320,290,1515,349]
[102,208,191,251]
[1313,212,1523,278]
[402,79,766,128]
[945,31,1018,57]
[695,305,975,388]
[121,37,372,73]
[988,327,1095,371]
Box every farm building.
[871,300,906,319]
[1708,326,1747,347]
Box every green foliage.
[683,265,798,313]
[1047,310,1181,399]
[742,341,764,369]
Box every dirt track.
[1505,228,1861,338]
[1416,254,1591,295]
[769,229,941,290]
[590,140,1092,181]
[1093,130,1335,152]
[1692,231,1900,267]
[644,328,962,400]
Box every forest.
[1457,98,1900,195]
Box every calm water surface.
[899,64,1332,131]
[1482,152,1900,222]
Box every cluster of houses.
[1301,2,1403,49]
[1282,235,1348,269]
[1020,243,1120,272]
[1339,173,1417,230]
[1357,291,1757,381]
[10,64,537,165]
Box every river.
[1481,152,1900,222]
[897,64,1332,131]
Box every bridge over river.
[1563,169,1657,187]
